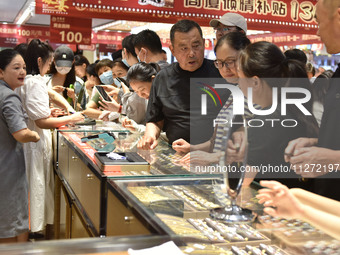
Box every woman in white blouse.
[16,39,84,235]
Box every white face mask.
[56,66,72,75]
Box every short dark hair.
[284,49,307,65]
[86,63,98,78]
[122,34,137,58]
[74,54,90,67]
[170,20,203,45]
[0,49,20,71]
[25,39,53,75]
[95,59,114,75]
[112,60,129,72]
[214,31,250,53]
[111,49,122,61]
[134,29,163,54]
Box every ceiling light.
[16,0,35,25]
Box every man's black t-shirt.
[146,59,229,144]
[318,64,340,149]
[314,64,340,200]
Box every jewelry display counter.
[53,123,340,254]
[54,123,215,239]
[108,177,340,255]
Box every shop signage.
[50,16,92,45]
[0,24,50,47]
[92,31,130,45]
[78,44,96,51]
[99,44,120,54]
[36,0,318,34]
[248,32,321,47]
[0,37,19,47]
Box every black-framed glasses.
[214,27,236,33]
[214,59,236,69]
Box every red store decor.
[248,32,322,47]
[92,31,130,45]
[50,15,92,45]
[36,0,318,34]
[0,24,50,47]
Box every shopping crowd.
[1,0,340,243]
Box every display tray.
[127,185,224,218]
[94,152,150,173]
[181,243,289,255]
[157,214,271,249]
[257,215,332,243]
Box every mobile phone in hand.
[95,85,112,102]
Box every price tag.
[50,16,91,45]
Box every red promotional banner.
[36,0,318,34]
[50,16,92,45]
[0,37,19,47]
[91,31,130,45]
[248,32,322,47]
[0,24,50,47]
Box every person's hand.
[180,151,220,166]
[284,137,318,162]
[52,85,65,93]
[122,118,138,132]
[85,80,94,90]
[137,135,158,150]
[50,108,65,117]
[32,131,40,143]
[69,112,85,123]
[98,110,111,121]
[98,98,120,112]
[101,85,118,93]
[102,86,120,95]
[289,146,337,178]
[66,88,75,100]
[256,180,305,219]
[172,138,190,154]
[226,130,246,164]
[101,85,120,101]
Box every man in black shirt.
[285,0,340,200]
[138,20,226,149]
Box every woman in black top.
[237,41,318,188]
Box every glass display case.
[54,123,220,239]
[53,123,340,255]
[55,122,202,179]
[107,177,340,255]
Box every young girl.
[0,49,40,243]
[48,45,87,111]
[17,39,84,234]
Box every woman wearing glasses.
[173,32,252,165]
